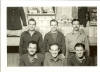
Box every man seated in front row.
[19,41,44,66]
[67,43,93,66]
[44,43,66,66]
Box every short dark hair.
[49,43,60,50]
[27,41,38,48]
[72,19,80,24]
[74,43,85,50]
[28,18,36,25]
[50,19,58,26]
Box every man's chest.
[68,34,85,44]
[23,34,40,42]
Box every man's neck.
[28,53,36,57]
[29,30,35,36]
[73,30,79,34]
[53,57,58,61]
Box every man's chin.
[29,29,35,31]
[78,56,83,58]
[29,53,35,56]
[52,55,57,58]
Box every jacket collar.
[71,30,82,35]
[49,53,62,62]
[28,53,38,59]
[75,55,86,63]
[26,30,37,35]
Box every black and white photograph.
[7,7,97,66]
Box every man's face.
[27,43,37,56]
[75,46,85,58]
[28,20,36,31]
[72,21,80,31]
[49,45,59,58]
[50,21,58,32]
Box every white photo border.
[1,1,100,72]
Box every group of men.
[19,18,92,66]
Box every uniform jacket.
[44,31,66,55]
[19,53,44,66]
[67,54,93,66]
[19,30,44,56]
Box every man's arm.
[65,35,69,59]
[67,58,73,66]
[38,34,45,53]
[19,56,25,66]
[61,34,66,55]
[43,34,48,52]
[43,53,49,66]
[84,35,90,56]
[19,33,24,56]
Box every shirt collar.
[76,55,86,63]
[28,53,38,59]
[71,30,82,35]
[50,54,62,62]
[33,54,38,59]
[50,30,58,34]
[27,30,37,35]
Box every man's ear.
[84,49,86,53]
[58,49,60,52]
[49,49,51,52]
[27,47,29,50]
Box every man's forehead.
[29,43,36,46]
[73,21,80,24]
[29,21,36,24]
[51,21,57,24]
[50,45,59,50]
[75,46,84,50]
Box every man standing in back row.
[44,19,66,55]
[65,19,89,59]
[19,18,44,56]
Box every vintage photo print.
[7,6,97,67]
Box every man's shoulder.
[21,31,28,35]
[21,54,28,60]
[35,31,42,36]
[44,52,52,59]
[65,32,73,38]
[37,53,44,59]
[45,52,50,56]
[35,31,41,34]
[44,32,51,37]
[37,53,44,56]
[57,31,64,36]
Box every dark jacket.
[67,54,93,66]
[44,31,66,55]
[19,53,44,66]
[19,30,44,56]
[7,7,27,30]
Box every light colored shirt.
[65,30,89,58]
